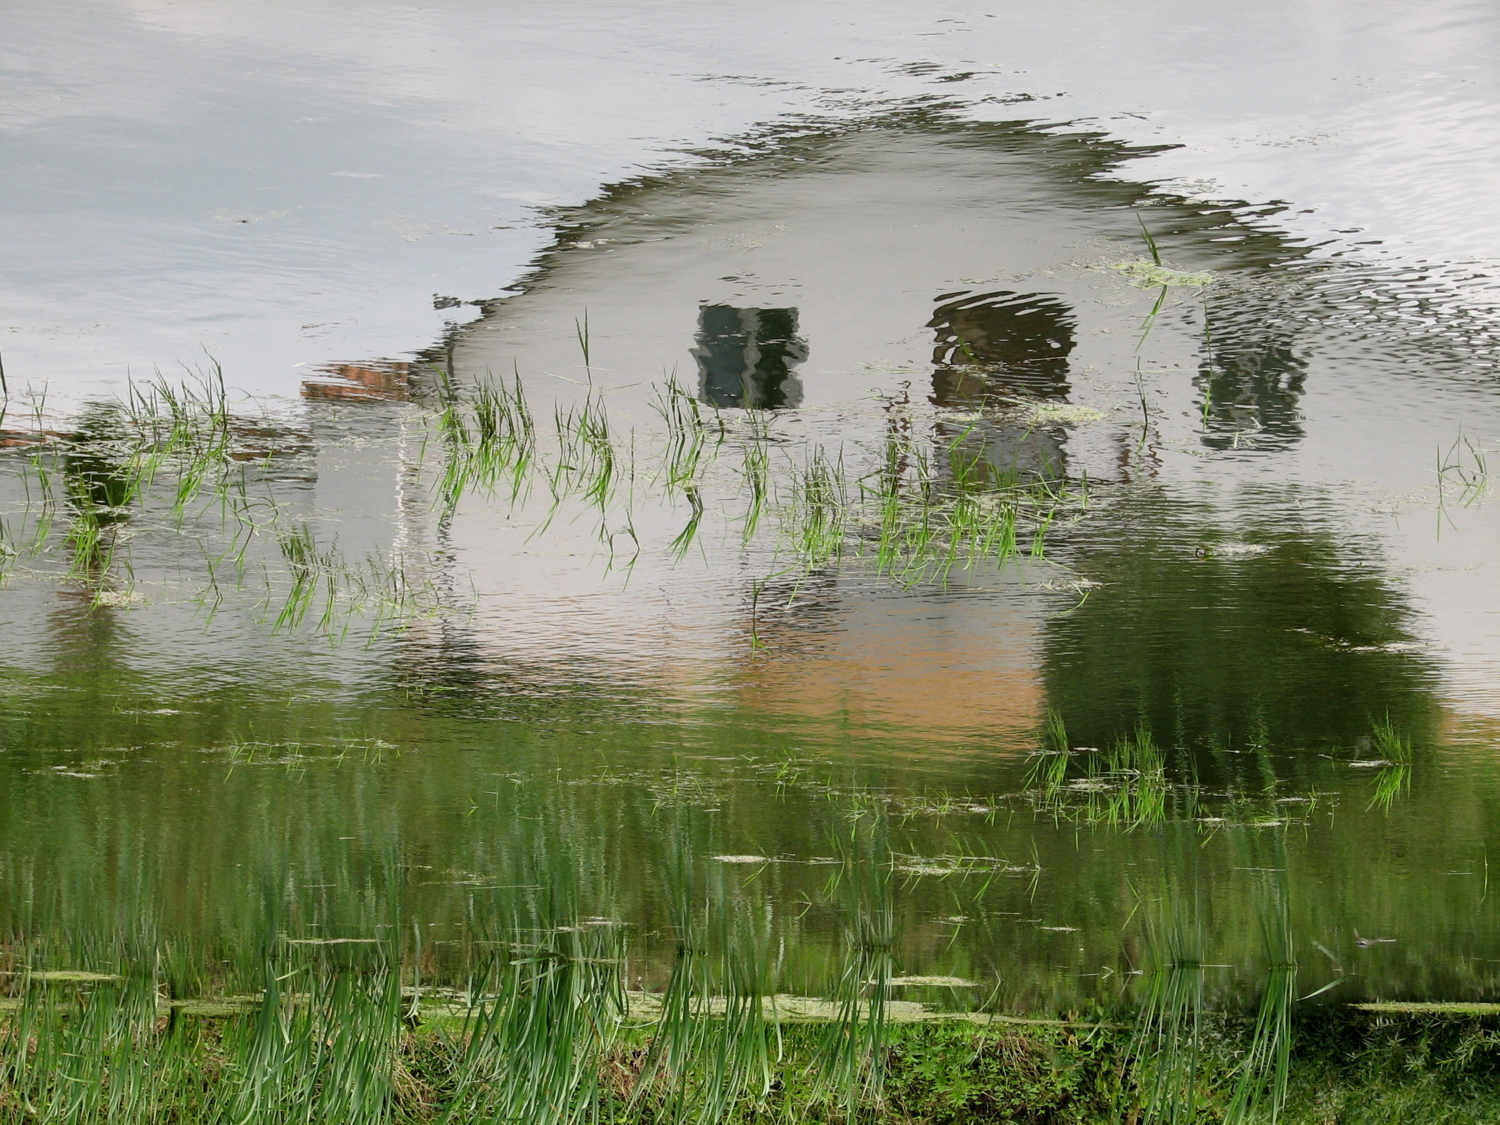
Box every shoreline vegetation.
[0,755,1459,1125]
[4,951,1500,1123]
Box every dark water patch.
[1042,484,1443,763]
[693,305,807,410]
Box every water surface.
[3,0,1500,1012]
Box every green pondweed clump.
[1020,403,1106,427]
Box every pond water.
[3,0,1500,1013]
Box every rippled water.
[4,1,1500,1009]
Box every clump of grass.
[1224,856,1297,1125]
[265,523,437,637]
[805,809,896,1116]
[653,376,719,558]
[434,369,537,513]
[1118,841,1209,1125]
[0,354,1088,646]
[7,372,242,592]
[436,928,623,1125]
[1436,431,1490,510]
[551,394,619,513]
[273,522,339,631]
[780,444,852,573]
[652,373,717,495]
[629,902,780,1123]
[1025,710,1074,791]
[1366,717,1413,813]
[0,815,1490,1125]
[0,370,447,638]
[1030,722,1178,830]
[770,414,1075,587]
[421,365,1080,595]
[7,964,1499,1125]
[220,947,407,1125]
[738,412,773,545]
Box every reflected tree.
[1041,489,1440,781]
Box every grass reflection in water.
[0,368,1080,637]
[3,801,1499,1124]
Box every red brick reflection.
[300,362,412,402]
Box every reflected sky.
[6,0,1500,407]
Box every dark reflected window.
[1194,309,1306,451]
[64,404,136,528]
[928,290,1076,480]
[692,306,807,409]
[928,290,1075,406]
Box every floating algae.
[1113,260,1215,288]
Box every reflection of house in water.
[928,290,1077,479]
[425,116,1355,734]
[692,306,806,409]
[1193,304,1306,450]
[728,571,1047,745]
[300,362,414,403]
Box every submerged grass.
[1028,716,1181,831]
[0,363,1086,642]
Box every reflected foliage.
[62,404,135,529]
[1197,298,1307,451]
[1042,489,1441,773]
[928,290,1075,402]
